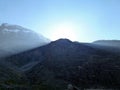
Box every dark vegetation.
[0,39,120,89]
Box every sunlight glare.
[50,22,78,41]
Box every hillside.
[1,39,120,89]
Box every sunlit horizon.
[0,0,120,42]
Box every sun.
[50,22,78,41]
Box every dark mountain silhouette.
[1,39,120,89]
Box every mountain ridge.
[93,40,120,47]
[2,38,120,89]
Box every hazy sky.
[0,0,120,42]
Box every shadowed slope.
[2,39,120,89]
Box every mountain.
[93,40,120,48]
[0,23,50,58]
[2,39,120,89]
[92,40,120,54]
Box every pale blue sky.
[0,0,120,42]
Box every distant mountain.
[93,40,120,48]
[0,23,50,57]
[92,40,120,54]
[2,39,120,89]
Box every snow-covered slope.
[0,23,50,57]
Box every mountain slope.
[25,39,120,89]
[0,23,50,58]
[5,39,103,69]
[3,39,120,89]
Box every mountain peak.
[53,38,72,44]
[1,23,9,27]
[0,23,30,32]
[0,23,50,57]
